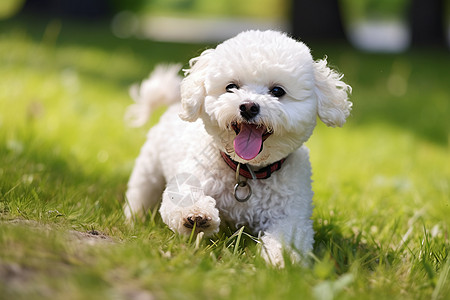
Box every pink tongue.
[233,124,265,160]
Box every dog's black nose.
[239,101,260,120]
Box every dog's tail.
[125,64,182,127]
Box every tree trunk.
[409,0,446,46]
[291,0,347,42]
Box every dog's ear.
[179,49,213,122]
[313,58,352,127]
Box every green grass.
[1,15,449,300]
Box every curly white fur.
[124,30,351,267]
[125,64,182,127]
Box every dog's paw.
[160,195,220,236]
[184,214,212,229]
[178,204,220,236]
[260,233,306,268]
[260,234,285,268]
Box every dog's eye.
[270,86,286,98]
[226,83,239,93]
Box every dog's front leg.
[159,185,220,236]
[260,216,314,267]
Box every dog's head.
[180,30,352,166]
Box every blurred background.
[1,0,450,49]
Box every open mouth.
[231,122,273,161]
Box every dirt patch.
[4,218,51,228]
[0,218,152,299]
[0,262,34,285]
[0,262,54,298]
[3,218,116,245]
[69,229,115,246]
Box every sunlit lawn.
[0,15,449,300]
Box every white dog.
[124,30,352,266]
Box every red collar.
[220,152,286,180]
